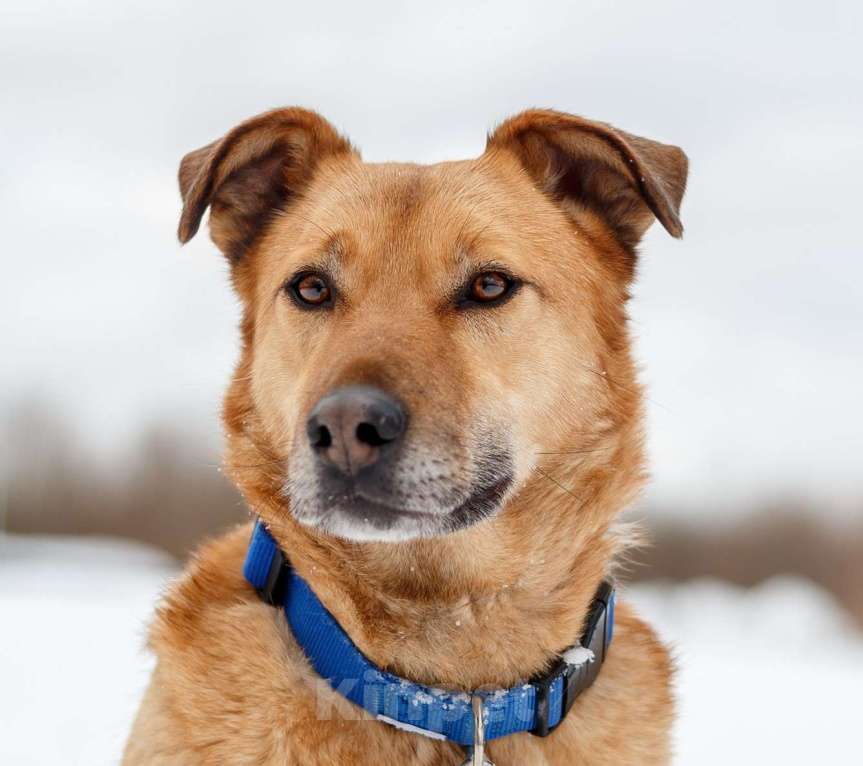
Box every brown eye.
[289,273,332,307]
[469,271,512,303]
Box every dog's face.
[247,159,594,541]
[178,109,687,542]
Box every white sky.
[2,0,861,519]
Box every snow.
[411,690,436,705]
[2,534,861,765]
[0,535,177,766]
[627,579,863,765]
[562,645,595,667]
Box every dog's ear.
[486,109,688,248]
[178,108,356,260]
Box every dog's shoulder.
[135,523,314,761]
[148,522,258,654]
[146,520,313,702]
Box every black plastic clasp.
[530,657,568,737]
[529,581,614,737]
[257,547,289,606]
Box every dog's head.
[179,108,687,542]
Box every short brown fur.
[124,107,687,765]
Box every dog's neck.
[261,468,633,691]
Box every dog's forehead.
[296,157,538,272]
[336,158,477,201]
[316,159,493,233]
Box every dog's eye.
[288,273,332,308]
[467,271,513,305]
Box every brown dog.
[123,107,687,765]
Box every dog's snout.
[306,386,406,475]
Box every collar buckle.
[529,581,615,737]
[253,536,289,606]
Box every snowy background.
[2,0,862,763]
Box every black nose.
[306,385,407,476]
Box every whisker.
[533,466,580,501]
[455,199,485,246]
[568,356,675,414]
[224,463,286,471]
[466,219,495,252]
[206,457,288,470]
[535,448,612,455]
[288,211,338,242]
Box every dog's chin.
[290,474,513,543]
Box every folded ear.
[178,107,356,260]
[486,109,688,248]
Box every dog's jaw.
[293,504,454,543]
[286,460,516,542]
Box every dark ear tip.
[177,213,199,244]
[664,217,684,239]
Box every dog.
[123,107,687,765]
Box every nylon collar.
[243,518,615,745]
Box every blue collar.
[243,519,615,746]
